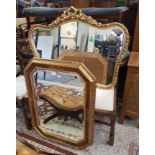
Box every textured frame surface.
[24,58,96,149]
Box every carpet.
[17,109,139,155]
[16,130,77,155]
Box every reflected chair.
[58,51,117,145]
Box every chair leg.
[21,107,32,130]
[18,97,32,130]
[108,115,116,146]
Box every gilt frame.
[24,58,96,149]
[28,6,129,89]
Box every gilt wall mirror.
[24,58,96,148]
[28,6,129,88]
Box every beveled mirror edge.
[28,6,129,89]
[24,58,96,149]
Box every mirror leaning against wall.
[28,7,129,88]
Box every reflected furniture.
[40,85,84,123]
[119,52,139,123]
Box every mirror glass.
[32,68,85,143]
[32,21,125,84]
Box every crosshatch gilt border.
[24,58,96,149]
[28,6,129,89]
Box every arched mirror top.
[28,6,129,89]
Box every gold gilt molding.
[28,6,129,89]
[24,57,96,149]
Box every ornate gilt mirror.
[28,6,129,88]
[24,58,96,148]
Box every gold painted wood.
[28,6,129,89]
[24,58,96,149]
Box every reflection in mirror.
[31,21,126,85]
[94,28,124,83]
[32,69,85,142]
[33,28,59,59]
[32,22,124,59]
